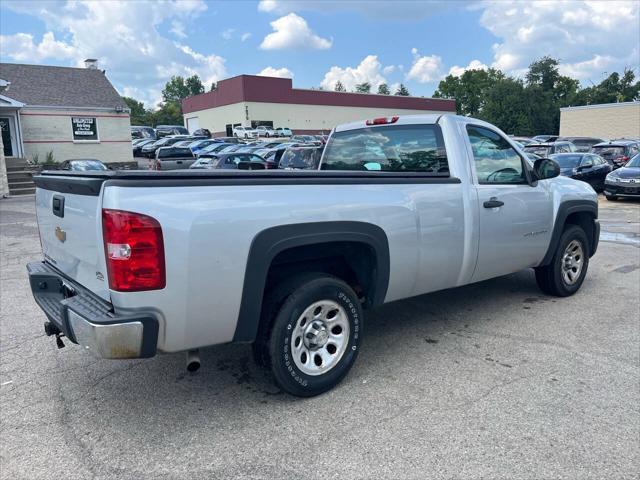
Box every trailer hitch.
[44,321,66,349]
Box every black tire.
[263,274,363,397]
[535,225,589,297]
[605,195,618,201]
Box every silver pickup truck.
[27,114,599,396]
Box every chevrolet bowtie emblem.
[55,226,66,243]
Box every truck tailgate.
[35,185,109,301]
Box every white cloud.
[257,0,469,20]
[257,66,294,78]
[0,32,77,62]
[448,59,488,77]
[240,32,252,42]
[221,28,235,41]
[383,65,396,75]
[260,13,332,50]
[478,0,640,83]
[320,55,388,91]
[170,20,187,39]
[0,0,224,108]
[406,48,443,83]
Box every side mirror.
[533,158,560,180]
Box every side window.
[580,156,594,167]
[466,125,526,184]
[321,124,449,174]
[630,145,639,155]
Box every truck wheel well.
[266,241,378,308]
[565,211,595,255]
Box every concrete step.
[8,187,36,196]
[8,181,35,189]
[5,157,29,168]
[7,172,33,183]
[7,170,34,178]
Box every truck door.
[465,124,553,283]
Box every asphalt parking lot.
[1,194,638,480]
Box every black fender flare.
[233,221,390,342]
[539,200,599,266]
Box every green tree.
[377,83,390,95]
[479,77,534,135]
[355,82,371,93]
[334,81,346,92]
[162,75,205,103]
[122,96,149,125]
[151,101,183,126]
[395,83,410,96]
[434,68,504,116]
[210,82,217,92]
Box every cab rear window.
[321,124,449,175]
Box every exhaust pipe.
[186,349,200,372]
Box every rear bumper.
[27,262,158,359]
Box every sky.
[1,0,638,108]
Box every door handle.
[483,197,504,208]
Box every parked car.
[29,114,599,397]
[509,136,534,145]
[154,146,196,170]
[141,136,190,158]
[213,136,244,144]
[532,135,559,142]
[523,141,576,157]
[233,126,257,139]
[156,125,189,138]
[254,142,302,164]
[132,139,156,157]
[292,135,322,146]
[197,142,235,157]
[557,137,606,153]
[590,140,640,169]
[58,159,108,171]
[275,127,293,137]
[191,152,274,170]
[189,139,220,155]
[255,126,276,137]
[278,146,323,170]
[192,128,211,138]
[131,126,156,140]
[604,153,640,200]
[550,153,612,192]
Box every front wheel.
[535,225,589,297]
[265,275,363,397]
[605,195,618,201]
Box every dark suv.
[557,137,606,153]
[591,140,640,168]
[523,141,576,157]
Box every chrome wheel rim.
[561,239,584,285]
[291,300,350,376]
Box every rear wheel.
[258,274,363,397]
[535,225,589,297]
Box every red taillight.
[366,116,399,126]
[102,209,165,292]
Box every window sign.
[71,117,98,141]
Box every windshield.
[70,160,107,171]
[524,146,552,157]
[626,154,640,167]
[549,154,582,168]
[279,149,321,169]
[592,146,625,157]
[322,124,449,174]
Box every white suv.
[275,127,293,137]
[233,126,257,139]
[255,126,276,137]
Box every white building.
[0,61,132,166]
[559,101,640,139]
[182,75,456,136]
